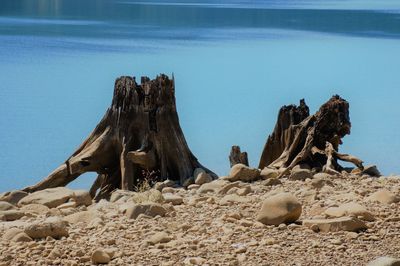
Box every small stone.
[187,184,200,190]
[235,246,247,254]
[148,232,172,245]
[91,249,111,264]
[324,202,374,221]
[263,178,282,186]
[236,186,251,196]
[20,203,50,215]
[260,168,279,180]
[24,217,69,239]
[163,193,183,205]
[226,164,260,182]
[18,187,75,208]
[72,190,92,206]
[0,210,25,221]
[220,194,251,205]
[303,217,367,232]
[125,203,167,219]
[183,257,206,265]
[195,172,212,185]
[368,189,399,204]
[289,167,313,181]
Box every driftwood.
[229,146,249,167]
[22,74,216,200]
[259,95,364,176]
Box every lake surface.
[1,0,400,192]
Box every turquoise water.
[1,0,400,192]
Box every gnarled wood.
[229,146,249,167]
[22,74,216,199]
[259,95,364,176]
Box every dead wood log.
[258,95,364,176]
[229,146,249,167]
[22,74,216,199]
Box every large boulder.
[303,217,367,232]
[367,189,399,204]
[19,187,75,208]
[324,202,374,221]
[226,164,260,182]
[0,190,28,205]
[24,217,69,239]
[125,203,167,219]
[256,193,302,225]
[195,172,212,185]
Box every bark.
[258,95,364,176]
[22,74,216,199]
[229,146,249,167]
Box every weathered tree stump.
[22,74,216,199]
[229,146,249,167]
[259,95,364,176]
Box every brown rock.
[324,202,374,221]
[20,203,50,215]
[18,187,75,208]
[303,217,367,232]
[148,232,172,245]
[256,193,302,225]
[195,172,212,185]
[0,201,17,211]
[368,189,399,204]
[163,193,183,205]
[72,190,92,206]
[125,203,167,219]
[226,164,260,182]
[260,167,279,180]
[0,190,28,205]
[24,217,69,239]
[91,249,111,264]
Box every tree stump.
[229,146,249,167]
[258,95,364,176]
[22,74,216,200]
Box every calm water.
[1,0,400,192]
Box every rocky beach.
[1,165,399,265]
